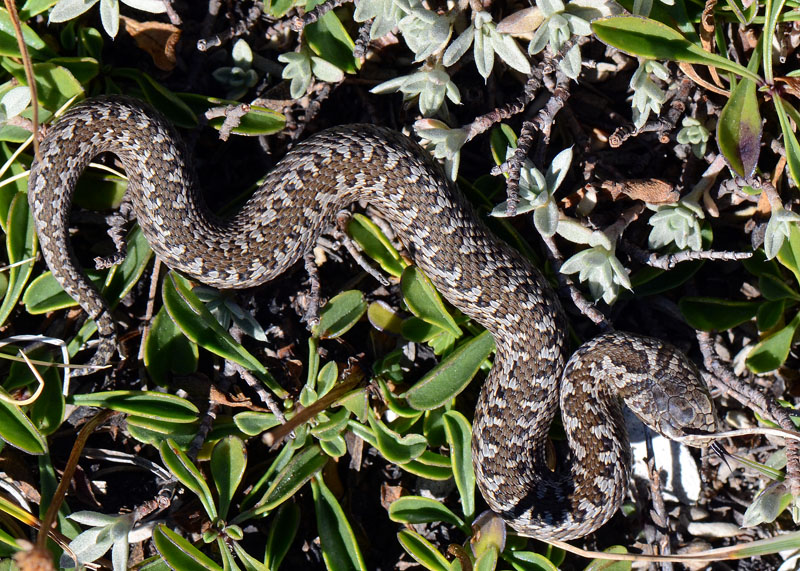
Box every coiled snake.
[28,97,718,540]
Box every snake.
[27,96,718,540]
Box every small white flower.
[491,146,572,238]
[397,7,453,61]
[630,60,669,129]
[50,0,166,38]
[414,119,469,180]
[647,190,705,251]
[527,0,615,79]
[354,0,405,39]
[279,49,345,100]
[372,66,460,116]
[60,512,135,570]
[676,117,711,158]
[443,10,530,80]
[558,222,631,304]
[764,206,800,260]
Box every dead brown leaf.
[700,0,723,88]
[120,16,180,72]
[601,179,679,204]
[776,76,800,99]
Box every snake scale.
[28,96,718,540]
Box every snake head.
[601,332,720,447]
[635,363,720,447]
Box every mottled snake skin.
[28,97,718,540]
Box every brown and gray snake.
[28,96,718,540]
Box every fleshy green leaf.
[314,290,367,339]
[679,297,759,331]
[746,312,800,373]
[245,445,328,518]
[591,17,760,82]
[0,396,48,454]
[311,476,367,571]
[210,435,247,520]
[152,524,223,571]
[443,411,475,520]
[70,391,199,423]
[396,529,450,571]
[159,439,218,519]
[401,267,461,338]
[162,272,285,397]
[404,330,495,410]
[264,503,300,571]
[0,193,36,328]
[717,78,762,177]
[388,496,465,528]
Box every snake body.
[28,97,717,540]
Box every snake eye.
[668,396,697,426]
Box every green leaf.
[759,274,800,301]
[144,306,199,385]
[304,10,358,74]
[471,511,506,562]
[0,397,47,454]
[232,542,270,571]
[505,551,560,571]
[314,290,367,339]
[366,409,427,464]
[311,407,350,439]
[48,56,99,85]
[401,267,462,338]
[746,312,800,372]
[311,476,367,571]
[774,97,800,189]
[757,300,785,332]
[29,367,65,435]
[234,411,281,436]
[3,61,83,110]
[397,530,450,571]
[159,439,218,519]
[404,330,495,410]
[591,17,761,82]
[717,78,762,177]
[0,7,48,56]
[23,227,150,314]
[162,272,286,397]
[475,546,499,571]
[0,193,36,328]
[367,301,405,334]
[379,379,423,419]
[347,214,406,277]
[401,451,454,480]
[763,0,787,83]
[443,411,475,520]
[246,445,328,518]
[153,524,223,571]
[264,503,300,570]
[679,297,760,331]
[211,436,247,520]
[70,391,199,423]
[127,417,199,449]
[777,222,800,285]
[388,496,465,528]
